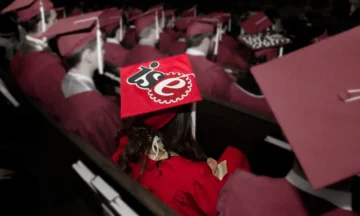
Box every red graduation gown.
[164,28,178,40]
[123,29,137,48]
[15,51,67,119]
[123,44,167,66]
[159,32,176,54]
[112,141,250,216]
[60,91,121,158]
[167,40,187,56]
[188,54,272,116]
[220,34,240,50]
[214,44,250,70]
[104,42,129,67]
[217,170,358,216]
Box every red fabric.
[60,91,121,158]
[123,28,137,48]
[123,44,167,66]
[121,54,201,118]
[255,47,278,62]
[112,138,250,216]
[164,28,178,40]
[167,40,187,56]
[104,42,129,67]
[186,22,214,38]
[217,170,358,216]
[217,146,251,184]
[188,55,273,116]
[220,34,240,50]
[214,43,250,70]
[1,0,54,22]
[15,51,67,119]
[159,32,176,54]
[240,12,273,34]
[68,8,83,17]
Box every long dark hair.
[118,104,207,176]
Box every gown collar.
[62,72,97,98]
[186,48,206,57]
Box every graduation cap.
[240,12,273,34]
[238,31,291,51]
[147,3,166,29]
[100,8,124,41]
[251,26,360,189]
[127,8,143,18]
[180,5,197,18]
[164,9,177,28]
[38,11,105,74]
[208,12,232,32]
[68,8,83,17]
[129,9,161,40]
[120,54,201,130]
[1,0,54,32]
[186,17,221,56]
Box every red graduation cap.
[1,0,53,33]
[128,8,143,17]
[251,26,360,189]
[240,12,273,34]
[38,11,104,74]
[180,6,197,18]
[68,8,83,17]
[174,18,192,32]
[129,9,160,39]
[186,17,217,38]
[120,54,201,130]
[148,3,164,12]
[238,32,291,51]
[165,9,176,19]
[100,8,123,34]
[1,0,54,22]
[147,4,165,29]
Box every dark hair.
[118,104,207,177]
[185,32,213,48]
[62,39,97,71]
[21,11,52,34]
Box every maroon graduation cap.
[251,26,360,189]
[240,12,272,34]
[238,32,291,51]
[120,54,201,129]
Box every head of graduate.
[185,18,218,56]
[1,0,58,36]
[38,12,105,76]
[130,9,161,45]
[117,54,206,176]
[100,8,128,44]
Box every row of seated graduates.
[2,0,360,215]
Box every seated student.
[101,9,129,68]
[123,9,167,66]
[1,0,67,119]
[185,18,273,116]
[112,55,250,216]
[38,12,122,158]
[218,26,360,216]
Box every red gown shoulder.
[16,51,67,118]
[167,40,186,56]
[104,42,129,67]
[220,34,240,50]
[159,32,176,54]
[124,44,167,66]
[123,29,137,48]
[60,91,121,158]
[215,44,250,70]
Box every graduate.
[185,18,273,116]
[122,8,143,48]
[100,8,129,68]
[1,0,67,119]
[112,54,250,216]
[218,26,360,216]
[38,12,122,158]
[123,9,167,66]
[166,18,190,56]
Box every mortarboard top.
[180,5,197,18]
[99,8,123,33]
[120,54,201,130]
[186,17,218,38]
[251,26,360,189]
[1,0,53,23]
[174,18,192,32]
[128,9,159,34]
[127,8,143,17]
[164,9,177,18]
[37,11,103,57]
[241,11,273,34]
[208,12,231,23]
